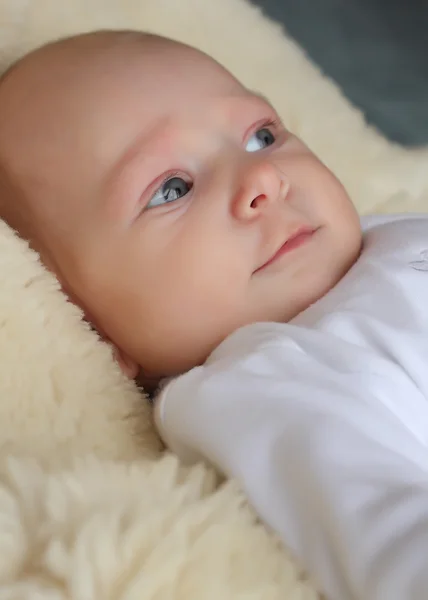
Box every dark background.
[253,0,428,146]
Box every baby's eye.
[245,126,276,153]
[147,176,193,209]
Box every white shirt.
[155,214,428,600]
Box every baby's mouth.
[254,226,317,273]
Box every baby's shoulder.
[361,212,428,261]
[293,213,428,336]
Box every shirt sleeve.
[154,323,428,600]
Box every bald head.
[0,31,149,236]
[0,30,237,250]
[0,28,243,270]
[0,31,170,237]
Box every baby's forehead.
[2,33,243,127]
[0,32,249,215]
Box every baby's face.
[0,33,361,377]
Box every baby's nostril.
[251,194,265,208]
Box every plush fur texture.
[0,0,427,598]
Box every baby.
[1,30,428,600]
[0,29,361,379]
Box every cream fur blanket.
[0,1,427,598]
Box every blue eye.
[245,126,276,153]
[147,176,193,209]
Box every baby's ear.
[112,346,140,380]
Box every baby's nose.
[232,160,288,221]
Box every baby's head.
[0,30,362,379]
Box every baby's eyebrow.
[104,119,175,220]
[109,118,169,183]
[251,91,275,109]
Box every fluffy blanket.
[0,1,427,598]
